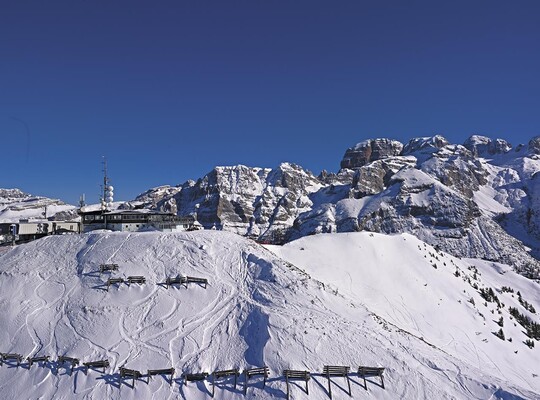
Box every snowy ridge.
[0,188,76,222]
[0,231,538,399]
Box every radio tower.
[100,156,114,211]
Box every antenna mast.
[100,156,114,211]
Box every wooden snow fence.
[147,367,175,385]
[358,366,385,390]
[184,276,208,289]
[211,368,239,397]
[57,356,79,373]
[323,365,351,398]
[106,277,124,291]
[165,276,183,289]
[182,372,209,386]
[127,276,146,285]
[27,355,50,369]
[0,353,23,367]
[99,263,119,273]
[243,366,269,394]
[165,276,208,289]
[83,359,109,374]
[283,369,310,400]
[119,365,142,388]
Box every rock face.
[340,138,403,169]
[420,145,488,198]
[463,135,512,157]
[402,135,450,163]
[138,134,540,278]
[402,135,449,154]
[349,156,416,198]
[528,136,540,155]
[136,163,322,243]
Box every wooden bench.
[283,369,310,400]
[211,368,239,397]
[0,353,23,367]
[100,263,119,273]
[127,276,146,285]
[27,355,50,368]
[147,367,175,385]
[183,372,208,385]
[107,277,124,291]
[358,366,385,389]
[243,366,269,394]
[185,276,208,289]
[120,365,143,388]
[83,360,109,373]
[57,356,79,373]
[323,365,351,398]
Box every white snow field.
[0,230,538,399]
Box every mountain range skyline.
[4,132,540,206]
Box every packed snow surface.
[0,230,538,399]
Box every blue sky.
[1,0,539,205]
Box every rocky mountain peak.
[463,135,512,156]
[402,135,449,157]
[340,138,404,169]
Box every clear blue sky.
[1,0,539,205]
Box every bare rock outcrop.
[340,138,403,169]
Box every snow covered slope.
[0,231,538,399]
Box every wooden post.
[285,375,290,400]
[327,372,332,399]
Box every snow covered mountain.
[0,188,77,222]
[0,230,538,399]
[136,135,540,277]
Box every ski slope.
[0,230,538,399]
